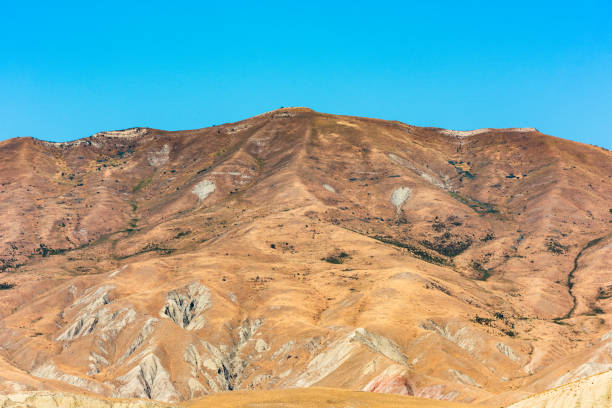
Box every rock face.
[160,282,211,331]
[0,107,611,406]
[390,187,411,213]
[114,354,180,401]
[191,180,215,201]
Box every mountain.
[0,107,610,406]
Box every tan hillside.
[0,387,481,407]
[509,369,612,407]
[0,108,610,406]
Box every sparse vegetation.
[482,232,496,242]
[174,231,190,239]
[449,191,498,214]
[132,176,153,193]
[323,252,350,264]
[546,238,568,255]
[36,244,67,257]
[597,285,612,300]
[420,234,472,257]
[116,243,175,260]
[372,236,450,266]
[448,160,475,179]
[0,282,15,290]
[471,260,491,281]
[472,315,494,326]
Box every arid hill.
[0,108,610,406]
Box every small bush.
[546,238,568,255]
[36,244,66,257]
[471,260,491,281]
[472,315,494,326]
[0,282,15,290]
[482,232,496,242]
[323,252,350,264]
[597,286,612,300]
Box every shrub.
[420,236,472,257]
[0,282,15,290]
[546,238,568,255]
[472,315,494,326]
[323,252,350,264]
[36,244,66,257]
[372,236,450,266]
[482,232,496,242]
[471,260,491,281]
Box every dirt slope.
[509,369,612,407]
[0,108,610,405]
[0,388,480,408]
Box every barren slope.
[0,108,610,405]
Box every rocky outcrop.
[30,364,105,394]
[160,282,211,331]
[363,365,414,395]
[496,342,521,363]
[147,145,170,167]
[118,318,158,364]
[350,328,408,366]
[114,354,180,402]
[295,328,408,387]
[191,180,215,201]
[448,369,480,388]
[390,187,411,213]
[56,286,114,341]
[420,320,480,356]
[183,318,263,393]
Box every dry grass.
[187,387,481,408]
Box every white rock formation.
[160,282,211,331]
[323,184,336,193]
[30,364,105,394]
[147,144,170,167]
[497,342,521,363]
[295,328,408,387]
[114,354,180,402]
[192,180,215,201]
[390,187,411,213]
[440,127,536,138]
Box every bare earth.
[0,108,611,406]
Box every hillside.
[0,108,610,405]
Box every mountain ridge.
[0,108,610,406]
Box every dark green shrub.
[546,238,568,254]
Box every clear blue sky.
[1,1,611,148]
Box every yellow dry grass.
[186,387,483,408]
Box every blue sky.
[1,1,611,148]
